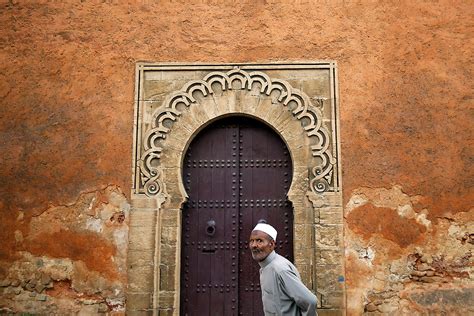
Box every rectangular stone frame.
[127,62,344,316]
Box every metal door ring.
[206,220,216,236]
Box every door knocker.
[206,219,216,236]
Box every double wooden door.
[180,116,293,315]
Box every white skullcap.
[252,223,277,241]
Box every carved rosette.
[138,68,336,196]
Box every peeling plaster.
[357,247,375,266]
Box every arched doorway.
[128,64,344,315]
[180,116,294,315]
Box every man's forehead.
[250,230,270,239]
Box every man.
[249,223,318,316]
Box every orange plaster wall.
[0,1,472,314]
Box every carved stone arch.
[128,63,345,315]
[138,67,337,199]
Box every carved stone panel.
[133,63,341,197]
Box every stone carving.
[138,67,336,196]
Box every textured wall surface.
[0,1,472,314]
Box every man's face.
[249,230,275,262]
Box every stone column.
[126,196,161,315]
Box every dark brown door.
[181,116,293,316]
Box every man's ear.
[269,238,276,248]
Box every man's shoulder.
[271,253,296,273]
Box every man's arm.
[278,269,318,316]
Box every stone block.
[165,120,193,144]
[308,192,343,209]
[274,113,296,134]
[161,209,180,227]
[314,207,321,224]
[321,291,345,309]
[292,204,313,226]
[265,103,283,126]
[199,97,220,119]
[294,247,314,265]
[131,197,160,209]
[160,148,184,169]
[164,180,184,203]
[161,226,178,244]
[294,264,314,289]
[158,290,176,309]
[160,244,177,265]
[129,209,158,227]
[317,309,344,316]
[240,91,263,114]
[178,112,202,134]
[159,264,176,291]
[209,93,229,114]
[294,224,314,249]
[323,193,343,207]
[290,145,311,167]
[263,101,285,123]
[158,309,174,316]
[168,194,187,209]
[128,265,155,293]
[315,224,342,248]
[128,224,156,251]
[316,264,345,292]
[300,78,330,98]
[282,124,306,146]
[317,249,343,265]
[126,310,153,316]
[128,249,155,267]
[319,207,343,225]
[126,292,153,311]
[188,101,211,125]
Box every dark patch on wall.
[26,229,118,279]
[346,203,426,248]
[410,288,474,307]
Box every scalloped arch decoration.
[137,67,336,196]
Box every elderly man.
[249,223,318,316]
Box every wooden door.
[181,117,293,316]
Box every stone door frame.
[127,63,345,315]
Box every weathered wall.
[0,1,472,314]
